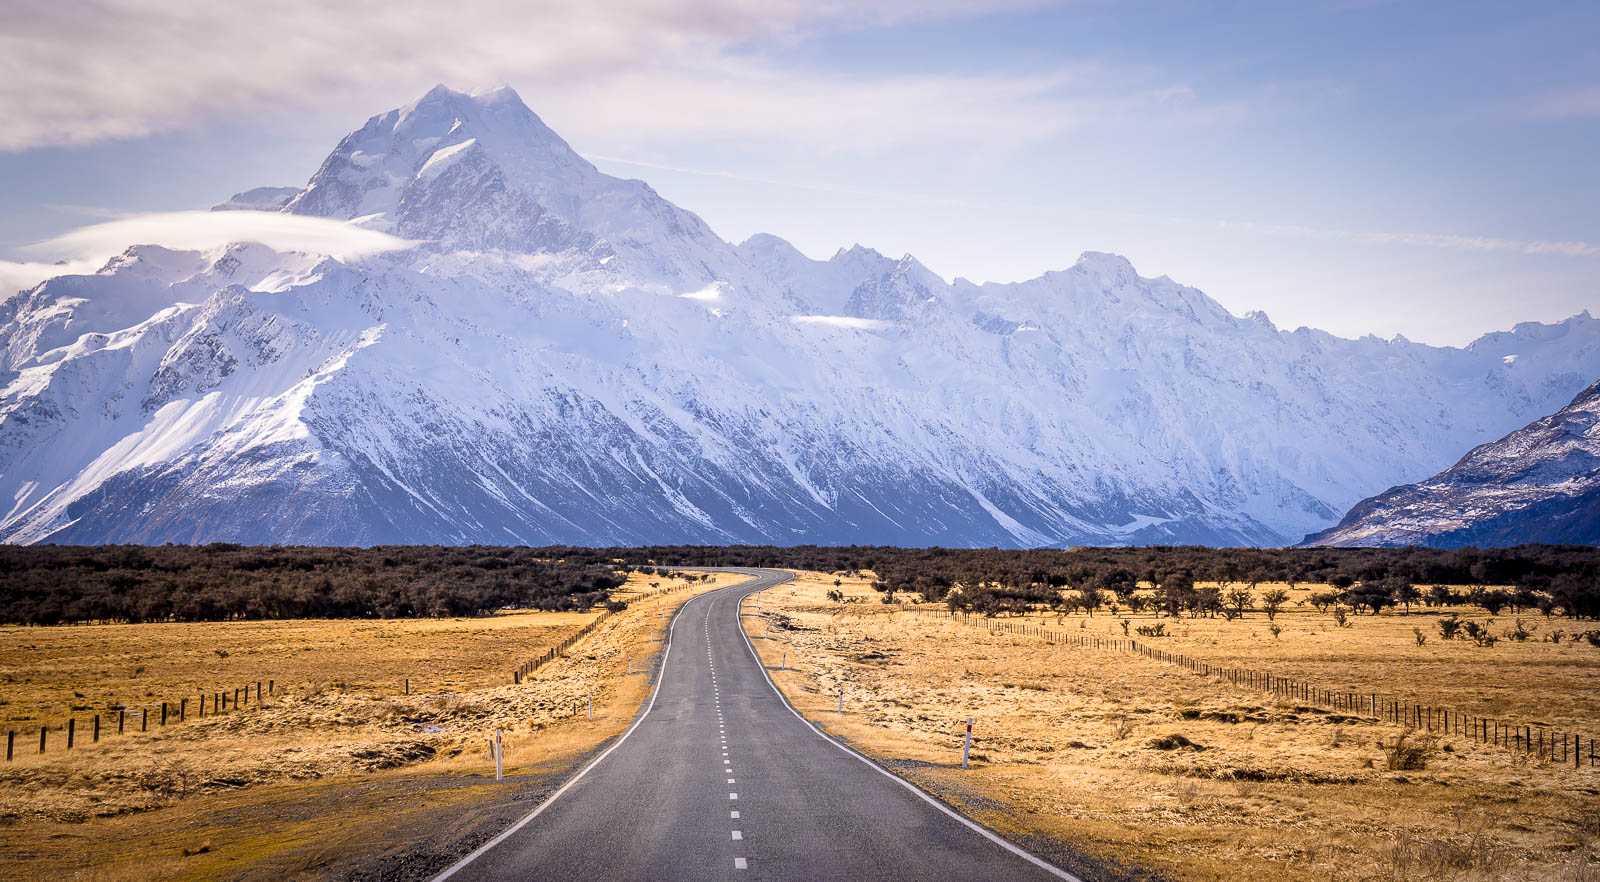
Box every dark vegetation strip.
[2,544,1597,625]
[617,544,1600,620]
[0,546,680,624]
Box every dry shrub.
[1386,829,1503,879]
[1110,716,1134,741]
[1383,731,1437,771]
[1149,733,1204,751]
[1570,847,1600,882]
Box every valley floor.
[0,571,736,880]
[743,572,1600,882]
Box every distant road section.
[432,568,1078,881]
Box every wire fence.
[510,578,707,683]
[6,679,277,761]
[898,608,1597,770]
[7,579,713,762]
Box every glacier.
[2,83,1597,547]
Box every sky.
[1,0,1595,345]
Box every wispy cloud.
[585,156,1600,263]
[0,0,1064,152]
[1,211,412,294]
[1189,217,1600,258]
[585,154,977,206]
[1521,84,1600,120]
[544,60,1098,154]
[0,259,101,297]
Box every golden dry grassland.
[745,572,1600,882]
[0,570,737,880]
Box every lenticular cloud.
[0,211,413,293]
[31,211,414,263]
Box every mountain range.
[2,84,1597,547]
[1306,379,1600,547]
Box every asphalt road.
[433,568,1077,882]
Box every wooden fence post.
[39,726,46,754]
[161,702,168,726]
[67,719,74,749]
[141,709,147,732]
[180,698,186,722]
[5,730,11,762]
[93,715,100,742]
[119,708,125,734]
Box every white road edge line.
[429,580,736,882]
[735,571,1085,882]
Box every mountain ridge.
[3,83,1598,547]
[1304,379,1600,548]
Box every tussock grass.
[0,572,733,879]
[748,572,1600,882]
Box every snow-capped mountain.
[3,84,1598,547]
[1305,379,1600,547]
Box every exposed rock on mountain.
[3,84,1598,546]
[1305,379,1600,547]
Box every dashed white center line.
[730,792,738,800]
[730,810,740,819]
[732,830,743,840]
[734,857,748,870]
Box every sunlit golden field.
[745,572,1600,882]
[0,570,734,880]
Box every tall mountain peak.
[282,84,731,288]
[3,86,1599,548]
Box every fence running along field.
[894,608,1598,770]
[5,679,278,762]
[510,578,707,683]
[6,575,713,764]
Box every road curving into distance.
[432,568,1079,882]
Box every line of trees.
[3,543,1597,625]
[562,543,1600,620]
[0,545,630,625]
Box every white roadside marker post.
[838,688,844,714]
[494,728,504,781]
[780,652,786,670]
[962,718,973,769]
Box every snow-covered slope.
[1305,379,1600,548]
[3,84,1598,547]
[212,186,300,211]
